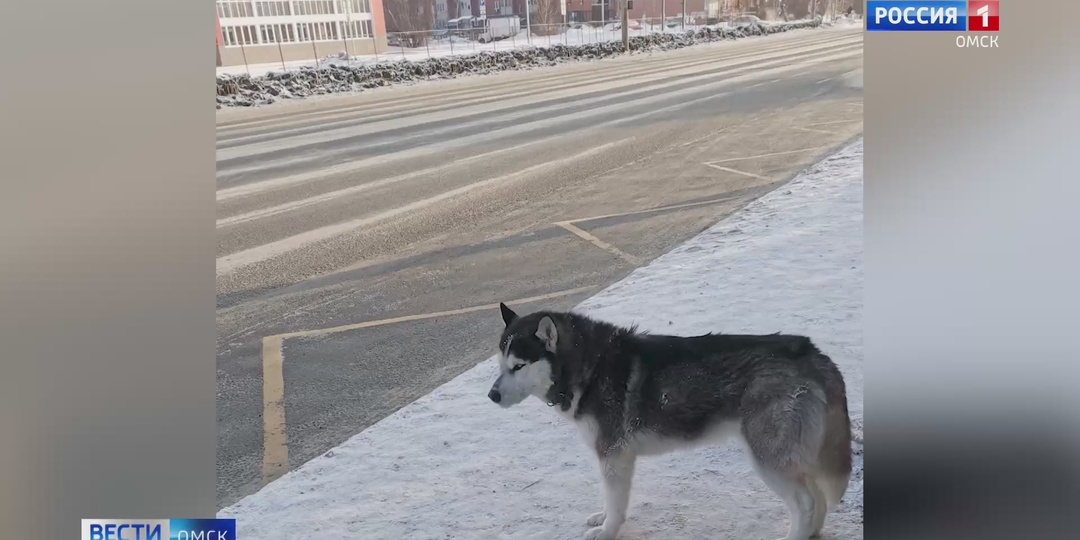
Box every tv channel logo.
[866,1,1000,32]
[968,1,1000,31]
[82,519,236,540]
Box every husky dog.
[488,304,852,540]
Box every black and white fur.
[488,304,852,540]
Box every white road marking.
[216,38,863,163]
[794,126,837,135]
[217,47,861,201]
[703,164,772,181]
[706,146,833,164]
[806,119,862,127]
[217,139,549,228]
[217,139,634,276]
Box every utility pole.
[661,0,666,33]
[680,0,686,30]
[621,0,629,51]
[525,0,531,44]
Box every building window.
[298,1,338,15]
[342,0,370,14]
[217,1,255,18]
[221,25,259,46]
[296,21,345,42]
[222,26,237,46]
[255,1,293,17]
[260,23,295,42]
[344,20,371,38]
[310,0,336,14]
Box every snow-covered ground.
[221,139,864,539]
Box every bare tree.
[531,0,563,34]
[385,0,435,46]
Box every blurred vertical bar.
[864,0,1080,539]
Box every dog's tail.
[813,355,852,508]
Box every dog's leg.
[586,511,606,527]
[753,463,817,540]
[808,475,828,537]
[742,379,830,540]
[585,453,636,540]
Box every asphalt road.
[216,25,864,508]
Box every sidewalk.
[221,139,865,540]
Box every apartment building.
[435,0,451,26]
[216,0,388,67]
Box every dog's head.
[487,303,565,409]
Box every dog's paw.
[585,526,615,540]
[586,512,606,526]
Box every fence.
[386,19,679,60]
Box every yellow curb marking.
[261,336,287,484]
[554,222,643,266]
[553,194,747,264]
[260,285,598,483]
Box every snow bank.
[221,139,864,539]
[216,19,824,109]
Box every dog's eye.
[511,364,525,372]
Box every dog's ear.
[500,303,518,327]
[536,316,558,353]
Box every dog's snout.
[488,388,502,403]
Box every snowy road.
[222,140,864,539]
[215,26,862,507]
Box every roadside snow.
[217,26,678,77]
[215,19,828,78]
[221,139,864,539]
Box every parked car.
[477,15,521,43]
[733,14,762,27]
